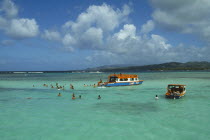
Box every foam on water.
[0,72,210,140]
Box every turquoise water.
[0,72,210,140]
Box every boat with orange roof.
[98,73,143,87]
[165,84,186,99]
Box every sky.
[0,0,210,71]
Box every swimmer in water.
[155,95,159,100]
[70,84,74,89]
[58,93,62,96]
[98,95,101,99]
[72,93,76,100]
[79,95,81,99]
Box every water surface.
[0,72,210,140]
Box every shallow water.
[0,72,210,140]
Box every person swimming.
[155,95,159,100]
[79,95,81,99]
[70,84,74,89]
[58,93,62,96]
[98,95,101,99]
[72,93,76,100]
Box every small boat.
[98,73,143,87]
[165,84,186,99]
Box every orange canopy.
[108,74,138,79]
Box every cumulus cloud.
[80,27,103,49]
[6,18,39,39]
[140,20,154,34]
[83,22,173,65]
[67,3,131,33]
[86,31,210,66]
[150,34,171,50]
[0,0,39,39]
[0,16,8,29]
[0,0,18,18]
[42,30,61,41]
[62,33,75,46]
[114,24,136,40]
[43,3,210,66]
[45,3,210,66]
[150,0,210,40]
[57,3,132,50]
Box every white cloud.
[58,3,131,50]
[42,3,210,67]
[88,23,173,64]
[150,34,171,50]
[0,0,18,18]
[151,0,210,40]
[85,21,210,66]
[86,31,210,66]
[42,30,61,41]
[114,24,136,40]
[0,0,39,39]
[6,18,39,39]
[62,33,75,46]
[0,16,8,29]
[64,3,131,33]
[62,21,73,31]
[50,3,210,66]
[140,20,154,34]
[80,27,103,49]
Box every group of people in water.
[33,82,159,100]
[42,83,73,90]
[57,93,101,100]
[83,84,97,87]
[33,83,101,100]
[40,82,98,89]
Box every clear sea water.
[0,72,210,140]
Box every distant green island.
[85,61,210,72]
[1,61,210,73]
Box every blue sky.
[0,0,210,71]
